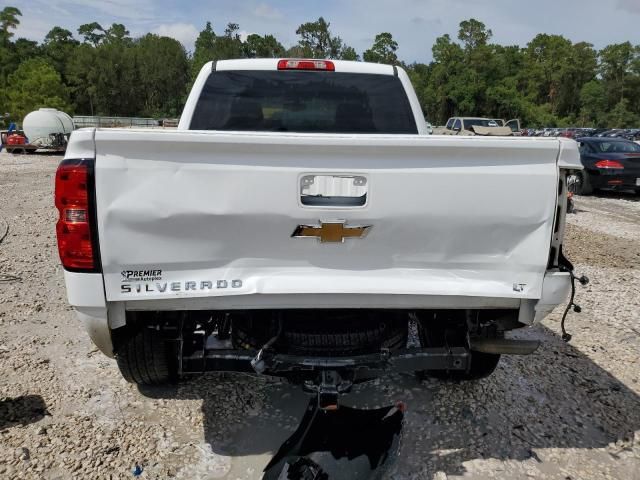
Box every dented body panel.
[91,130,573,307]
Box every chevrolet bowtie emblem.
[292,222,372,243]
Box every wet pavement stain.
[263,399,405,479]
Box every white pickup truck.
[56,59,581,397]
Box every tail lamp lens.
[595,159,624,169]
[277,59,335,71]
[55,160,96,270]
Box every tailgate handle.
[300,175,367,207]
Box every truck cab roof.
[214,58,398,76]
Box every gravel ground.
[0,151,639,480]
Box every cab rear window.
[189,71,418,134]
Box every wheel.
[574,171,593,196]
[231,312,281,350]
[283,319,407,356]
[115,326,178,385]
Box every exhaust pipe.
[470,338,540,355]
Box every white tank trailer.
[23,108,74,148]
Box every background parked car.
[575,137,640,195]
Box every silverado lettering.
[120,280,242,293]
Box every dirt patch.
[565,223,640,269]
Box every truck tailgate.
[94,130,561,303]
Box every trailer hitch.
[303,370,353,410]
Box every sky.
[12,0,640,63]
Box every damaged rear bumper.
[178,340,537,378]
[181,346,471,377]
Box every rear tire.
[115,326,178,385]
[284,321,407,356]
[232,311,408,356]
[231,312,280,350]
[575,171,593,196]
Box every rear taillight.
[595,159,624,169]
[55,159,98,271]
[277,59,335,71]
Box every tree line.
[2,6,640,128]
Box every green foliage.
[1,7,639,128]
[6,58,70,121]
[606,99,639,128]
[458,19,492,50]
[64,43,98,115]
[65,32,189,117]
[43,27,79,81]
[363,33,398,64]
[579,80,608,126]
[66,39,128,116]
[135,34,190,117]
[191,22,244,78]
[1,38,39,84]
[78,22,105,46]
[0,6,27,117]
[243,34,285,58]
[406,19,640,127]
[216,23,244,60]
[0,6,21,44]
[191,22,216,78]
[294,17,356,60]
[340,46,359,61]
[599,42,639,107]
[295,17,336,58]
[104,24,130,44]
